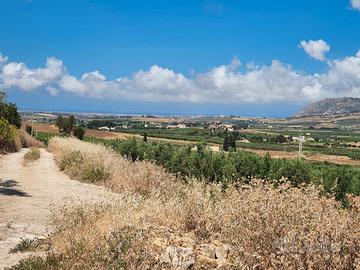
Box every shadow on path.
[0,179,30,197]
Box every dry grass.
[48,137,177,195]
[33,137,360,269]
[19,130,44,148]
[23,147,40,166]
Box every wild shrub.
[23,147,40,165]
[0,118,20,152]
[73,126,85,140]
[0,91,21,128]
[9,237,49,253]
[58,150,84,172]
[19,130,44,148]
[10,255,61,270]
[80,164,111,183]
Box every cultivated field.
[28,121,360,166]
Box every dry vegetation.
[23,147,41,166]
[15,137,360,269]
[0,120,43,153]
[19,130,44,149]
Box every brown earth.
[245,148,360,165]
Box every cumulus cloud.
[1,57,65,90]
[299,39,330,61]
[1,46,360,104]
[351,0,360,10]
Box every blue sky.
[1,0,360,117]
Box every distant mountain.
[295,97,360,117]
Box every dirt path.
[0,149,118,269]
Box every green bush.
[0,91,21,128]
[34,132,55,145]
[73,126,85,140]
[0,118,20,152]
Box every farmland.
[25,112,360,166]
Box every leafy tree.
[0,91,21,128]
[228,133,238,151]
[55,116,65,133]
[275,135,287,143]
[73,126,85,140]
[56,115,76,135]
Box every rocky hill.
[295,97,360,117]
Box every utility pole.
[298,135,304,159]
[31,113,34,136]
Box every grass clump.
[23,147,40,165]
[10,237,50,254]
[10,255,60,270]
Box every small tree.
[143,132,148,143]
[275,135,287,143]
[228,133,237,151]
[223,136,229,151]
[56,115,76,135]
[73,126,85,140]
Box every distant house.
[292,136,306,142]
[223,124,235,131]
[167,123,187,129]
[98,126,110,131]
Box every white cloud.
[351,0,360,10]
[1,46,360,105]
[299,39,330,61]
[1,57,65,90]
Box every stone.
[160,245,195,270]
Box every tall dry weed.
[48,137,177,195]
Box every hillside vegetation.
[12,137,360,269]
[295,97,360,117]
